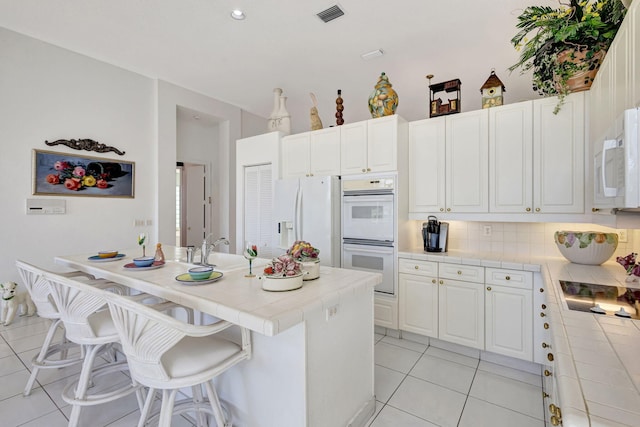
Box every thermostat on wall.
[26,199,66,215]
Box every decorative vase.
[556,48,605,93]
[301,259,320,281]
[368,72,399,118]
[335,89,344,125]
[267,88,283,132]
[276,96,291,135]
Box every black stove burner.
[559,280,640,320]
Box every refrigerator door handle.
[294,185,301,241]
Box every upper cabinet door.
[533,92,585,214]
[340,122,368,175]
[489,101,533,213]
[632,3,640,109]
[446,109,489,213]
[367,115,398,173]
[309,127,341,176]
[281,133,311,179]
[409,118,446,213]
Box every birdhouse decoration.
[428,77,461,118]
[480,69,505,109]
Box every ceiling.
[0,0,557,134]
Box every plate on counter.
[124,261,165,271]
[88,254,126,262]
[175,271,223,285]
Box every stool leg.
[23,318,62,396]
[192,384,207,427]
[204,380,228,427]
[159,389,178,427]
[138,388,157,427]
[68,344,102,427]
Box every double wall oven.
[341,175,396,294]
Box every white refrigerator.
[274,176,341,267]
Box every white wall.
[0,27,156,280]
[241,110,268,139]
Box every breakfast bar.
[55,247,382,427]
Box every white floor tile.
[425,346,479,368]
[375,365,406,403]
[370,405,439,427]
[17,409,69,427]
[375,342,422,374]
[0,319,51,342]
[0,388,59,426]
[469,370,544,420]
[380,336,428,353]
[477,360,542,387]
[60,392,140,426]
[388,376,466,427]
[5,330,62,354]
[459,397,544,427]
[0,340,15,358]
[374,333,385,343]
[410,354,476,394]
[0,353,27,376]
[0,369,37,400]
[18,347,85,387]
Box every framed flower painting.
[32,149,135,198]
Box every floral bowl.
[554,231,618,265]
[133,256,155,268]
[98,250,118,259]
[260,272,307,292]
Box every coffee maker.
[422,216,449,252]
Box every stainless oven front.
[342,240,395,294]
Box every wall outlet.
[146,219,153,226]
[619,230,628,243]
[134,219,145,227]
[326,304,339,321]
[483,225,492,237]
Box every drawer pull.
[547,353,554,362]
[541,304,547,309]
[447,208,451,212]
[544,369,552,377]
[542,391,549,399]
[540,312,546,317]
[544,322,549,329]
[457,270,462,275]
[526,207,531,212]
[439,280,444,285]
[414,265,419,270]
[432,279,436,284]
[550,415,560,426]
[542,342,550,349]
[540,288,544,293]
[440,208,444,212]
[505,276,511,280]
[486,286,492,291]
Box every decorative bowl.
[260,272,306,292]
[300,259,320,281]
[554,231,618,265]
[188,266,213,280]
[98,250,118,258]
[133,256,155,268]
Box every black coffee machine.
[422,215,449,252]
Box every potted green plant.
[509,0,626,113]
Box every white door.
[438,279,484,349]
[446,110,489,213]
[340,121,368,175]
[409,117,446,213]
[533,92,585,213]
[489,101,533,213]
[399,274,438,337]
[368,115,398,173]
[485,285,533,361]
[244,164,275,259]
[183,163,207,247]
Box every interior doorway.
[176,162,209,247]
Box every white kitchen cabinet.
[374,294,398,330]
[281,127,340,179]
[438,278,484,349]
[533,92,585,213]
[445,109,489,213]
[341,115,406,175]
[408,118,446,213]
[485,267,533,361]
[398,259,438,337]
[633,2,640,108]
[489,101,533,213]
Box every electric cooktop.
[559,280,640,320]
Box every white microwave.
[594,108,640,210]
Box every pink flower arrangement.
[616,253,640,277]
[263,255,302,277]
[287,240,320,261]
[45,160,111,192]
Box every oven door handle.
[602,138,619,197]
[343,245,394,255]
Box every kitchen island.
[55,247,381,427]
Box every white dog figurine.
[1,281,36,326]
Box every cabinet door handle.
[440,208,444,212]
[535,207,541,212]
[542,342,550,348]
[541,304,547,309]
[544,322,549,329]
[362,168,366,173]
[505,276,511,280]
[550,415,561,426]
[486,286,492,291]
[526,207,531,212]
[414,265,419,270]
[439,280,444,285]
[446,208,451,212]
[540,288,544,293]
[547,353,554,362]
[457,270,462,275]
[544,369,552,377]
[367,168,371,172]
[542,391,549,399]
[432,279,436,284]
[540,312,546,317]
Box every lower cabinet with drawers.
[398,257,535,362]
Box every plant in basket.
[263,255,302,277]
[287,240,320,261]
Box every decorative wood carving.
[44,139,126,156]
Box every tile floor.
[1,314,545,426]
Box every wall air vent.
[317,5,345,23]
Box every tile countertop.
[55,249,381,337]
[399,248,640,427]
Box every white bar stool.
[101,288,252,427]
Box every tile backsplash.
[411,221,640,260]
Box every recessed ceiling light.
[361,49,384,60]
[231,9,246,20]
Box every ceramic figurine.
[1,281,36,326]
[368,72,398,118]
[267,88,283,132]
[276,95,291,135]
[335,89,344,125]
[310,93,323,130]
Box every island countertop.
[54,247,381,337]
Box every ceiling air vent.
[317,5,345,23]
